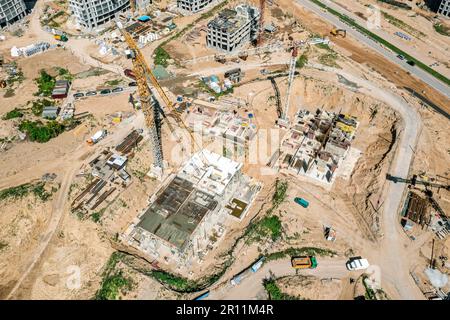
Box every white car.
[346,257,370,271]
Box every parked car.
[86,91,97,96]
[406,60,415,66]
[397,54,405,60]
[346,257,369,271]
[112,87,124,93]
[128,81,137,87]
[294,197,309,208]
[73,92,84,98]
[100,89,111,95]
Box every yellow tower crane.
[118,25,207,173]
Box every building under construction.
[271,109,359,184]
[124,150,260,266]
[177,0,215,13]
[206,4,260,53]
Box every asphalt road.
[296,0,450,100]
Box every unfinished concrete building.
[124,150,260,267]
[438,0,450,17]
[0,0,27,28]
[206,4,260,53]
[177,0,214,13]
[69,0,131,29]
[272,109,359,185]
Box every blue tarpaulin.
[138,15,151,22]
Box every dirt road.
[207,258,349,300]
[4,112,145,299]
[311,64,424,299]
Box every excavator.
[330,28,346,38]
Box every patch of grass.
[249,215,283,242]
[105,79,121,86]
[31,99,54,116]
[318,52,340,68]
[56,67,74,81]
[265,246,337,262]
[263,279,298,300]
[34,70,56,96]
[154,47,171,67]
[90,208,106,223]
[3,108,24,120]
[0,181,55,202]
[296,53,308,69]
[433,23,450,37]
[95,252,133,300]
[270,179,288,211]
[19,120,65,143]
[32,182,53,201]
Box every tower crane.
[279,40,304,125]
[386,174,450,191]
[117,22,208,175]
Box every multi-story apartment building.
[0,0,27,28]
[68,0,131,29]
[438,0,450,17]
[177,0,214,13]
[206,4,260,53]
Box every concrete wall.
[0,0,27,28]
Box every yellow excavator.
[330,28,346,38]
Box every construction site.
[0,0,449,302]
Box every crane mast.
[281,45,298,122]
[122,31,164,170]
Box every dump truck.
[87,130,107,145]
[54,34,68,42]
[294,197,309,208]
[291,256,318,269]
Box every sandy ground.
[0,0,448,300]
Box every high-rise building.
[177,0,214,13]
[206,4,260,53]
[68,0,131,29]
[0,0,27,28]
[438,0,450,17]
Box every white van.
[346,257,370,271]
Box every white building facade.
[438,0,450,17]
[0,0,27,28]
[68,0,131,29]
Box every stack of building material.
[51,80,70,99]
[11,42,50,57]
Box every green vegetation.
[362,275,376,300]
[248,215,282,243]
[56,67,74,81]
[154,47,171,67]
[31,99,54,116]
[105,79,121,86]
[6,68,25,86]
[34,70,56,96]
[381,11,425,38]
[3,108,24,120]
[19,120,65,143]
[270,179,288,212]
[319,52,340,68]
[296,53,308,69]
[309,0,450,86]
[433,23,450,37]
[149,271,194,291]
[90,208,106,223]
[95,252,133,300]
[263,279,298,300]
[0,181,54,202]
[265,247,336,262]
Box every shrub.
[35,70,56,96]
[3,108,24,120]
[19,120,65,143]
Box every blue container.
[294,197,309,208]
